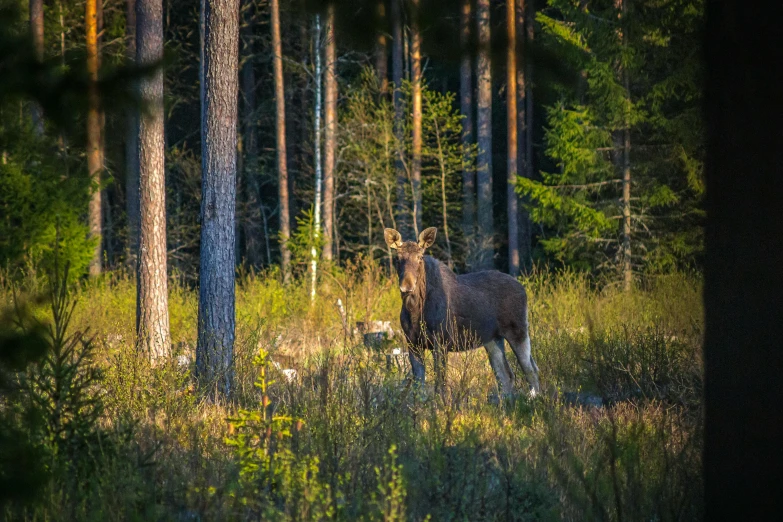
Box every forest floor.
[2,262,704,521]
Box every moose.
[384,227,540,397]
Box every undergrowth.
[0,262,703,521]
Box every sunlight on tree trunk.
[375,0,388,95]
[460,0,475,243]
[410,0,423,237]
[323,4,336,262]
[86,0,103,277]
[476,0,493,268]
[311,14,323,303]
[507,0,520,277]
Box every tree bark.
[323,4,336,262]
[197,0,239,398]
[516,0,531,272]
[704,2,783,518]
[460,0,475,244]
[29,0,44,135]
[476,0,493,268]
[375,0,388,95]
[270,0,291,282]
[126,0,141,263]
[410,0,422,236]
[311,15,323,302]
[136,0,171,360]
[616,0,632,290]
[86,0,104,277]
[506,0,519,277]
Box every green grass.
[1,264,703,521]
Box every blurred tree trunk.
[516,0,531,272]
[375,0,388,95]
[196,0,239,398]
[86,0,104,277]
[506,0,519,277]
[616,0,632,290]
[476,0,493,268]
[323,4,336,262]
[126,0,140,263]
[410,0,422,236]
[460,0,475,244]
[29,0,44,135]
[271,0,291,282]
[136,0,171,360]
[392,0,408,235]
[240,0,260,268]
[704,1,783,518]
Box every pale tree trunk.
[30,0,44,135]
[86,0,104,277]
[136,0,171,360]
[375,0,388,95]
[240,0,260,268]
[410,0,422,236]
[311,15,323,303]
[616,0,632,290]
[126,0,140,263]
[516,0,532,272]
[323,4,336,262]
[506,0,519,277]
[196,0,239,398]
[434,117,453,268]
[270,0,291,282]
[272,0,291,283]
[476,0,493,268]
[391,0,408,236]
[460,0,475,243]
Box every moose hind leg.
[509,331,541,396]
[484,339,515,397]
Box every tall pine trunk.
[506,0,519,277]
[516,0,531,272]
[323,4,336,262]
[86,0,104,277]
[311,15,323,302]
[476,0,493,268]
[126,0,140,263]
[410,0,422,236]
[391,0,408,236]
[136,0,171,360]
[460,0,475,244]
[29,0,44,135]
[197,0,239,398]
[616,0,632,290]
[375,0,388,95]
[270,0,291,282]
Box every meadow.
[1,261,704,521]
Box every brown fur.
[385,227,540,396]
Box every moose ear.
[418,227,437,249]
[384,228,403,249]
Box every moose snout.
[399,276,416,294]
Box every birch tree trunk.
[196,0,239,398]
[136,0,171,360]
[29,0,44,135]
[506,0,519,277]
[311,15,323,303]
[460,0,475,243]
[410,0,422,236]
[86,0,104,277]
[476,0,494,268]
[271,0,291,282]
[323,4,336,262]
[126,0,141,262]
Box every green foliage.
[520,0,705,275]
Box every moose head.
[384,227,437,294]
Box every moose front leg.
[433,343,448,395]
[409,346,426,384]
